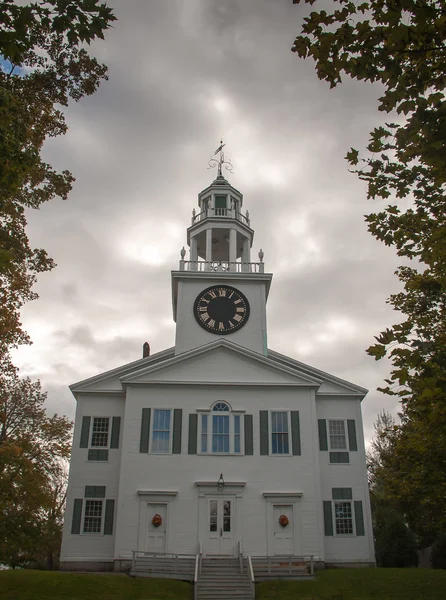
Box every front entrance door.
[147,503,167,553]
[273,505,294,555]
[207,498,234,555]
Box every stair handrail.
[238,540,243,574]
[248,555,255,599]
[199,541,203,574]
[194,556,199,600]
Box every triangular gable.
[120,339,322,387]
[70,347,175,395]
[268,348,368,397]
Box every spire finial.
[208,140,233,177]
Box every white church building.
[60,157,375,574]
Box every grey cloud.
[14,0,403,446]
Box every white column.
[242,238,251,271]
[229,229,237,270]
[206,228,213,265]
[190,236,198,270]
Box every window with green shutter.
[82,415,121,461]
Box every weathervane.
[208,140,233,177]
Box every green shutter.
[323,501,333,536]
[215,195,227,209]
[104,499,115,535]
[354,501,365,536]
[329,451,349,464]
[172,409,182,454]
[332,487,352,500]
[80,416,91,448]
[110,417,121,449]
[85,486,106,498]
[318,419,328,451]
[88,448,109,461]
[347,420,358,451]
[71,499,83,534]
[188,414,198,454]
[244,414,253,455]
[140,408,151,453]
[291,411,301,456]
[259,411,269,456]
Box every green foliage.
[292,0,446,540]
[257,567,446,600]
[431,533,446,569]
[0,371,72,568]
[375,512,419,568]
[0,570,193,600]
[0,1,116,363]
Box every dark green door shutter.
[110,417,121,449]
[188,414,198,454]
[259,411,269,456]
[172,409,182,454]
[318,419,328,451]
[354,501,365,536]
[71,499,83,534]
[291,411,301,455]
[323,501,333,536]
[347,420,358,451]
[80,416,91,448]
[244,414,253,455]
[140,408,151,453]
[104,499,115,535]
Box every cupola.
[179,143,264,274]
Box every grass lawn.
[257,568,446,600]
[0,570,193,600]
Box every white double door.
[206,497,234,555]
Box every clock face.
[193,285,250,335]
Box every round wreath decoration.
[152,513,163,528]
[279,514,289,528]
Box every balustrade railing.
[191,208,250,227]
[179,260,264,273]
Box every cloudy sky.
[13,0,403,442]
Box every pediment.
[268,349,368,397]
[120,340,322,387]
[70,347,175,395]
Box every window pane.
[213,402,229,412]
[335,501,353,535]
[91,418,109,447]
[151,409,171,453]
[83,500,102,533]
[223,501,231,532]
[212,415,229,452]
[210,500,217,532]
[234,415,240,434]
[271,412,289,454]
[329,420,347,450]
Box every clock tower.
[172,147,272,356]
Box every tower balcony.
[178,259,265,273]
[191,207,250,227]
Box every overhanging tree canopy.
[0,0,116,364]
[292,0,446,540]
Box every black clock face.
[194,285,250,335]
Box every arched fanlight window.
[213,402,229,412]
[200,402,241,455]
